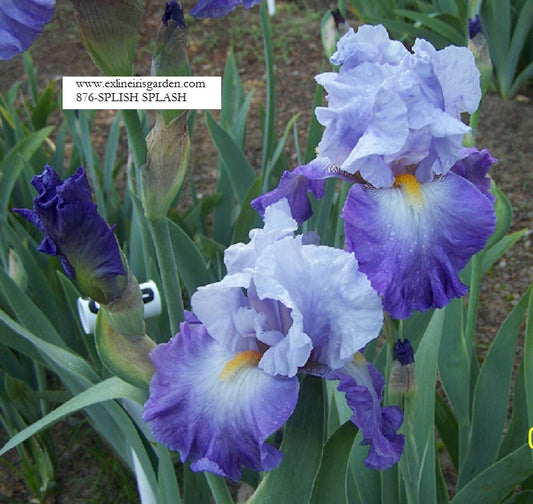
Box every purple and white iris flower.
[143,200,403,479]
[13,165,127,305]
[253,25,497,319]
[0,0,55,60]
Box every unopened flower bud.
[152,2,190,78]
[389,338,417,407]
[321,9,349,60]
[13,166,128,305]
[13,165,146,336]
[141,112,190,219]
[152,1,190,124]
[95,311,156,388]
[468,16,492,96]
[70,0,143,76]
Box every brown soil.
[0,0,531,502]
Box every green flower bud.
[101,268,145,337]
[95,311,156,389]
[469,33,492,97]
[321,9,349,60]
[70,0,143,76]
[141,112,190,219]
[152,1,191,124]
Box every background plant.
[344,0,533,97]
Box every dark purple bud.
[393,338,414,366]
[468,15,482,39]
[331,8,345,29]
[162,1,186,29]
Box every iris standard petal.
[254,235,383,374]
[330,25,407,69]
[191,275,260,353]
[343,172,496,318]
[251,167,325,225]
[143,314,299,481]
[306,25,481,185]
[451,147,496,202]
[335,358,404,470]
[0,0,55,60]
[224,198,297,275]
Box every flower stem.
[122,109,147,177]
[205,473,234,504]
[147,217,184,335]
[465,253,481,351]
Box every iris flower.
[143,200,402,479]
[253,25,497,319]
[13,165,127,305]
[0,0,55,60]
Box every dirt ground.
[0,0,531,501]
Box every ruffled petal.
[224,199,297,275]
[334,358,404,470]
[143,315,299,481]
[251,167,325,225]
[330,25,407,69]
[343,172,496,318]
[451,147,496,202]
[413,39,481,116]
[0,0,55,60]
[191,276,258,353]
[253,235,383,374]
[308,25,481,186]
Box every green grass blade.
[259,2,276,173]
[509,60,533,98]
[435,392,459,470]
[524,284,533,464]
[451,444,533,503]
[480,229,528,274]
[0,377,144,456]
[457,285,532,487]
[156,444,182,504]
[0,307,97,382]
[505,0,533,92]
[310,421,359,504]
[249,376,324,504]
[0,126,54,218]
[167,218,214,295]
[438,299,469,464]
[486,183,513,249]
[350,433,382,504]
[498,360,528,458]
[104,112,122,195]
[205,111,256,205]
[412,308,446,502]
[0,268,64,347]
[394,9,466,45]
[232,176,263,244]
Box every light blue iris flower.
[254,25,497,319]
[143,200,403,480]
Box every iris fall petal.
[343,172,496,318]
[143,314,299,481]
